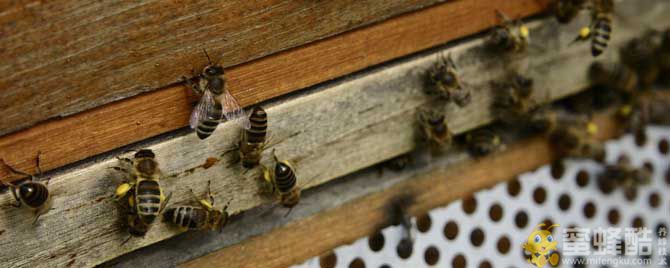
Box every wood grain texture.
[180,112,624,268]
[0,0,550,177]
[1,1,667,266]
[0,0,446,136]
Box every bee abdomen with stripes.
[164,206,209,230]
[239,106,268,168]
[135,179,163,224]
[196,103,223,139]
[591,14,612,56]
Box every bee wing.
[190,90,216,129]
[220,90,250,129]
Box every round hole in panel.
[489,203,503,222]
[551,160,565,180]
[507,178,522,197]
[319,252,337,268]
[396,239,413,259]
[368,231,385,252]
[462,196,477,214]
[583,201,597,219]
[635,129,648,147]
[607,208,620,225]
[658,138,669,155]
[649,192,661,209]
[423,246,439,266]
[632,216,645,229]
[443,220,459,240]
[533,186,547,204]
[497,235,511,254]
[515,210,529,229]
[452,254,466,268]
[478,260,493,268]
[379,265,390,268]
[416,213,432,233]
[470,228,485,247]
[349,257,365,268]
[624,188,637,201]
[575,170,590,187]
[558,193,572,211]
[644,161,655,174]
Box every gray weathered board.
[1,1,668,266]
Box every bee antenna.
[202,49,213,65]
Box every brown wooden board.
[0,0,549,178]
[0,0,449,136]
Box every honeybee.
[383,154,414,172]
[588,62,638,93]
[616,103,649,146]
[492,74,535,125]
[164,181,230,232]
[0,152,52,224]
[113,149,171,239]
[417,108,453,153]
[597,155,651,193]
[571,0,614,57]
[527,108,560,134]
[425,54,471,107]
[465,127,502,157]
[553,0,587,23]
[184,50,250,140]
[620,31,662,88]
[658,29,670,84]
[259,150,301,209]
[386,195,415,257]
[547,120,605,161]
[234,106,269,169]
[487,10,530,53]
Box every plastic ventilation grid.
[295,126,670,268]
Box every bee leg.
[32,209,47,225]
[206,180,215,206]
[283,207,294,218]
[120,235,133,246]
[158,192,172,215]
[182,75,203,96]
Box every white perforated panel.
[295,126,670,268]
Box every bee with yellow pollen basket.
[522,223,561,267]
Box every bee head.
[203,65,224,78]
[134,149,155,159]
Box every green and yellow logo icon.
[522,223,561,267]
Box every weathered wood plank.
[1,1,667,266]
[0,0,550,179]
[178,112,624,268]
[0,0,447,135]
[103,108,628,268]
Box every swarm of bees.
[0,153,52,224]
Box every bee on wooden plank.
[465,127,502,158]
[417,108,453,154]
[259,150,301,210]
[616,103,649,146]
[492,73,536,125]
[226,106,269,170]
[588,62,638,93]
[164,181,230,232]
[425,54,471,107]
[548,119,605,161]
[388,194,415,259]
[184,49,250,140]
[112,149,171,240]
[0,152,52,225]
[571,0,614,57]
[619,31,663,89]
[487,10,530,53]
[552,0,587,23]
